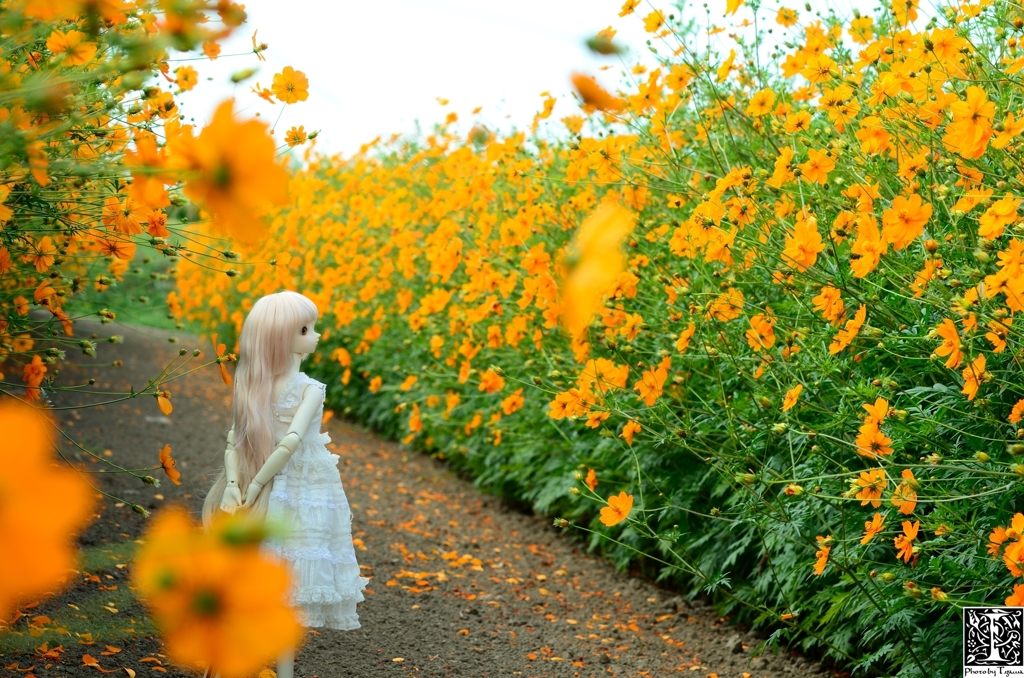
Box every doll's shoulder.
[297,372,326,401]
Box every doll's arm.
[220,428,244,514]
[241,384,322,506]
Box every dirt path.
[1,317,830,678]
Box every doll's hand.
[220,485,243,514]
[241,480,265,508]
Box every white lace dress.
[263,371,370,630]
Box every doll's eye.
[301,326,307,335]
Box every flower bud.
[975,451,990,463]
[737,473,757,485]
[1008,444,1024,456]
[553,518,570,528]
[930,587,948,602]
[880,572,895,582]
[783,483,804,496]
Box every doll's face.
[293,319,320,356]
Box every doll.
[202,291,369,678]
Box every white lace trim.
[269,489,349,509]
[274,372,327,411]
[265,545,358,564]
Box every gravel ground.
[0,317,833,678]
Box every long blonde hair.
[203,291,319,528]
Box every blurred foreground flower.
[167,100,289,246]
[559,202,635,338]
[0,401,94,619]
[131,506,303,678]
[570,73,625,111]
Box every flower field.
[173,1,1024,675]
[5,0,1024,674]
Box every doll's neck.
[290,353,303,374]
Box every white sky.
[172,0,880,159]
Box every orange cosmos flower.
[0,400,95,620]
[271,66,309,104]
[167,100,289,245]
[157,388,173,415]
[642,10,664,32]
[1009,399,1024,424]
[746,88,775,117]
[861,513,885,545]
[250,81,275,104]
[559,202,634,338]
[745,313,776,352]
[212,332,233,386]
[102,195,148,235]
[812,535,831,575]
[675,322,696,353]
[548,387,588,420]
[854,468,888,507]
[23,355,48,402]
[862,397,889,427]
[599,491,634,527]
[147,209,170,238]
[478,368,505,394]
[781,214,826,271]
[1007,584,1024,607]
[934,318,963,368]
[961,353,986,401]
[28,235,57,273]
[856,423,893,459]
[812,285,844,325]
[776,7,797,25]
[46,29,96,66]
[585,468,598,491]
[174,65,198,92]
[634,360,668,406]
[978,194,1021,240]
[131,506,303,678]
[891,469,917,515]
[894,520,920,564]
[570,73,625,112]
[850,216,886,278]
[159,444,181,486]
[621,419,641,446]
[798,148,835,184]
[97,237,137,261]
[782,384,803,411]
[892,0,919,25]
[942,85,995,159]
[705,287,744,322]
[828,303,866,354]
[21,0,127,22]
[284,125,307,147]
[882,194,932,250]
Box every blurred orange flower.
[131,506,303,677]
[559,202,634,338]
[0,401,94,620]
[167,100,288,245]
[570,73,625,112]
